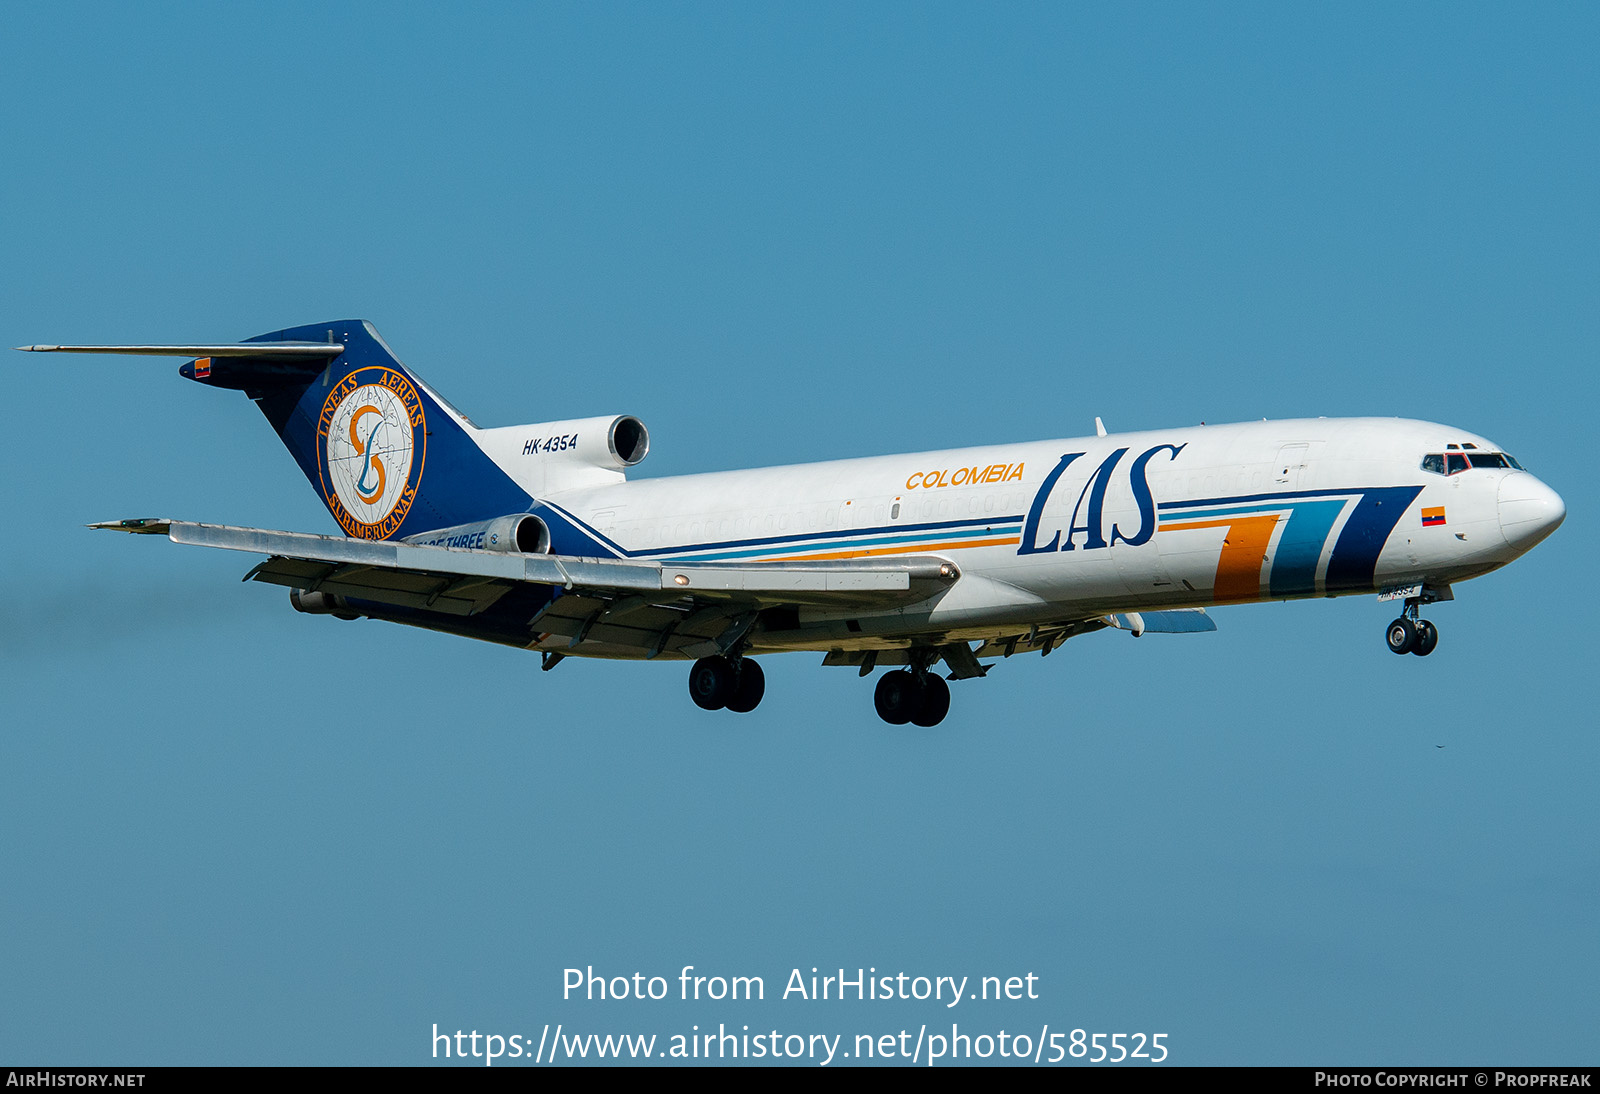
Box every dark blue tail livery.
[189,320,532,539]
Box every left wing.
[93,518,960,661]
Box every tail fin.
[219,320,535,539]
[24,320,533,539]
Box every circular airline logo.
[317,366,426,539]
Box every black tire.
[1412,620,1438,657]
[1386,618,1417,655]
[688,655,737,710]
[726,659,766,713]
[911,673,950,727]
[873,670,920,725]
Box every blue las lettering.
[1062,448,1127,551]
[1020,443,1186,555]
[1018,453,1085,554]
[1111,443,1185,547]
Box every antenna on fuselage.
[1094,417,1107,437]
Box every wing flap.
[969,618,1111,659]
[247,557,515,616]
[528,594,753,659]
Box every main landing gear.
[1386,600,1439,657]
[873,670,951,727]
[688,652,955,725]
[688,655,766,713]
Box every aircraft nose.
[1498,472,1566,552]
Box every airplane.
[20,320,1565,726]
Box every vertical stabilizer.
[200,321,533,538]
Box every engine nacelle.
[473,414,650,494]
[289,589,359,619]
[402,513,552,554]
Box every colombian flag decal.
[1421,506,1446,527]
[194,357,212,379]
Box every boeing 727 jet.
[22,320,1566,725]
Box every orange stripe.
[765,536,1021,563]
[1161,515,1280,602]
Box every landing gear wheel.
[910,673,950,727]
[725,658,766,713]
[1386,618,1418,655]
[688,655,737,710]
[1412,620,1438,657]
[873,670,921,725]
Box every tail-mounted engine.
[473,414,650,495]
[401,513,553,554]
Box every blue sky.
[2,3,1595,1065]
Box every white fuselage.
[519,417,1562,653]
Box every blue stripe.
[667,524,1023,562]
[538,500,1028,561]
[1161,502,1295,522]
[1161,488,1364,511]
[534,503,625,558]
[1325,486,1423,592]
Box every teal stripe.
[1160,503,1294,523]
[659,524,1022,563]
[1269,499,1347,597]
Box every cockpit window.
[1423,450,1524,475]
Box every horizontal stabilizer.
[16,342,343,357]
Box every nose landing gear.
[1386,617,1418,654]
[1385,599,1440,657]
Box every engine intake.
[608,415,649,467]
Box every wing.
[93,518,960,663]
